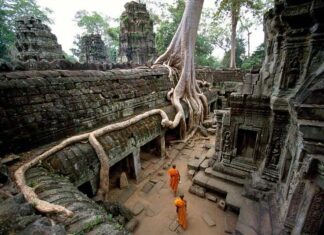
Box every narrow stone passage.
[122,133,238,234]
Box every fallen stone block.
[218,199,226,211]
[189,184,206,198]
[205,192,218,202]
[188,169,195,179]
[131,202,145,216]
[125,218,139,232]
[120,172,129,189]
[202,212,216,227]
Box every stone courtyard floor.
[118,134,238,234]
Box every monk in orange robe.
[174,194,187,230]
[168,165,180,196]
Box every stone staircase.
[25,167,129,235]
[222,158,257,174]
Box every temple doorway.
[236,129,257,159]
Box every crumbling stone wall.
[79,34,108,63]
[212,1,324,234]
[118,1,156,65]
[15,16,64,62]
[0,67,241,155]
[0,68,170,154]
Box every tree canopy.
[154,0,221,68]
[213,0,267,68]
[0,0,52,61]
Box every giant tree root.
[14,109,173,217]
[14,0,208,218]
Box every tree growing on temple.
[15,0,209,216]
[154,0,220,68]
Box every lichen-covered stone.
[118,1,156,65]
[79,34,108,63]
[15,16,64,62]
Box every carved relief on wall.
[280,56,301,90]
[302,189,324,233]
[222,130,231,154]
[270,137,281,165]
[285,179,306,227]
[267,112,289,167]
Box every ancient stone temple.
[15,16,64,62]
[118,1,156,65]
[79,34,108,63]
[0,0,324,234]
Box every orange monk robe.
[168,168,180,193]
[174,197,187,229]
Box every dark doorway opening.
[78,181,94,197]
[165,124,181,143]
[217,98,222,109]
[109,154,135,190]
[236,129,257,159]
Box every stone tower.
[15,16,64,62]
[118,1,156,65]
[79,34,108,63]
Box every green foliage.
[213,0,269,68]
[241,43,265,70]
[63,52,77,63]
[72,11,119,62]
[155,0,221,68]
[0,0,52,61]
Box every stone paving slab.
[149,180,164,194]
[169,220,179,231]
[188,156,206,170]
[141,181,155,193]
[132,202,145,216]
[205,192,217,202]
[202,212,216,227]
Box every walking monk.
[174,194,187,230]
[168,164,180,196]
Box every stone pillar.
[132,148,141,181]
[215,111,223,153]
[265,111,289,168]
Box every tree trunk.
[14,0,208,217]
[230,3,239,69]
[154,0,208,137]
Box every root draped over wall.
[14,0,207,217]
